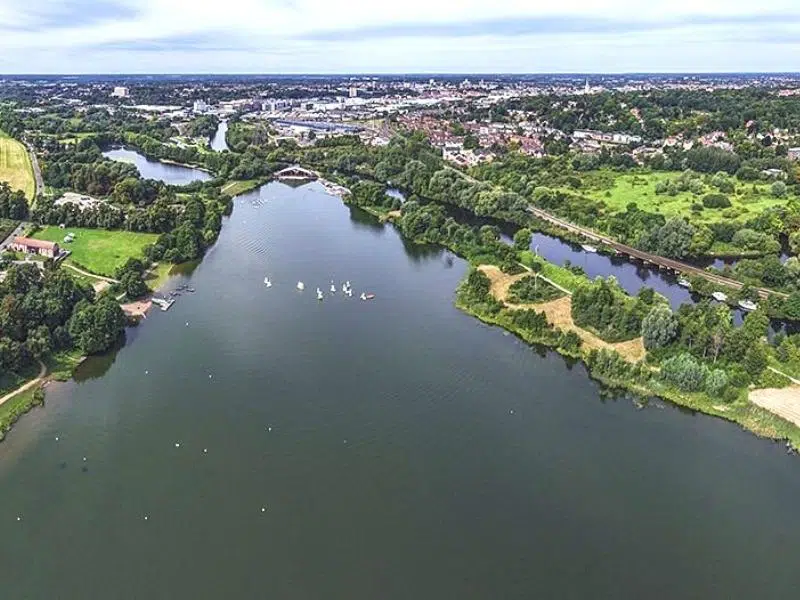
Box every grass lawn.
[569,169,787,225]
[32,226,158,277]
[0,130,35,200]
[221,179,263,196]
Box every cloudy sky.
[1,0,800,73]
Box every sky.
[1,0,800,73]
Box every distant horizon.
[2,1,800,73]
[3,71,800,78]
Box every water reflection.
[103,148,212,186]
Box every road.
[525,205,786,300]
[25,142,43,200]
[0,221,27,252]
[0,360,46,408]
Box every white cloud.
[1,0,799,72]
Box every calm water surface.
[2,182,800,599]
[103,147,212,186]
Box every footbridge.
[275,165,319,180]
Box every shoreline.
[334,193,800,451]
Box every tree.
[743,345,768,379]
[661,353,709,392]
[771,181,788,198]
[641,305,678,350]
[512,228,532,252]
[68,297,126,355]
[638,217,695,259]
[705,369,729,397]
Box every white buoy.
[268,426,272,432]
[203,448,208,454]
[209,374,213,379]
[144,515,149,521]
[55,436,59,441]
[261,507,266,513]
[17,516,21,521]
[185,322,189,327]
[83,457,87,462]
[175,442,180,448]
[145,370,149,375]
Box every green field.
[571,170,787,225]
[32,226,157,277]
[0,130,35,200]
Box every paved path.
[62,263,119,284]
[0,361,46,408]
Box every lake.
[103,147,212,186]
[2,182,800,599]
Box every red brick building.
[9,236,60,259]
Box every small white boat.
[297,281,305,291]
[738,299,758,312]
[330,283,336,293]
[360,293,375,301]
[712,291,728,302]
[316,288,324,301]
[677,278,692,289]
[341,283,348,293]
[345,281,351,288]
[264,277,272,287]
[360,292,367,301]
[581,244,598,253]
[346,288,353,297]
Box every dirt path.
[750,386,800,428]
[478,265,646,362]
[769,366,800,386]
[62,263,119,284]
[0,360,46,407]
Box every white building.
[193,99,209,113]
[349,87,358,98]
[111,86,129,98]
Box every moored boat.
[581,244,598,253]
[677,278,692,289]
[712,291,728,302]
[738,299,758,311]
[297,281,305,291]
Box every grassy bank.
[455,273,800,450]
[0,385,44,442]
[0,130,35,200]
[32,226,158,277]
[221,179,267,197]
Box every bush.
[702,193,731,209]
[661,353,709,392]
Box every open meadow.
[572,170,787,225]
[0,130,35,200]
[32,226,158,276]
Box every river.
[103,147,212,186]
[210,121,229,152]
[2,182,800,599]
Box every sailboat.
[264,277,272,287]
[297,281,305,291]
[316,288,324,301]
[330,282,336,293]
